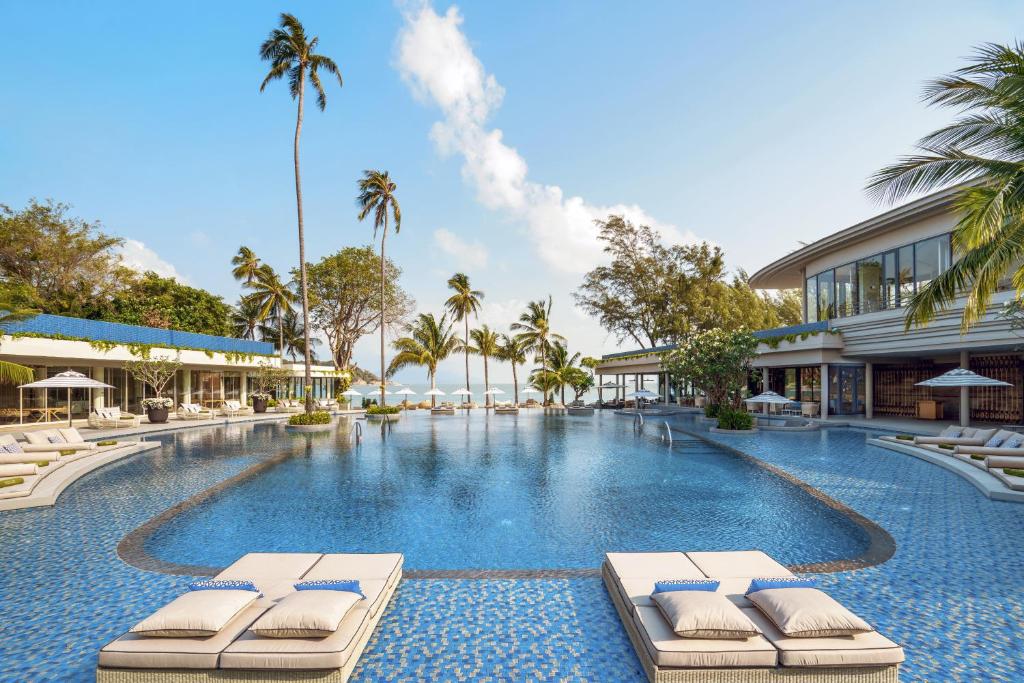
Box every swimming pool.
[140,412,871,571]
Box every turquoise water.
[144,411,869,570]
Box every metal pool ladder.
[633,412,644,430]
[350,420,363,445]
[661,421,673,445]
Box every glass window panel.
[898,245,914,302]
[857,255,883,314]
[817,270,834,321]
[914,234,951,292]
[805,276,817,323]
[883,251,898,309]
[834,263,856,318]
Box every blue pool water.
[144,412,870,570]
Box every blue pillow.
[188,579,261,593]
[294,579,365,598]
[985,434,1006,448]
[746,577,817,594]
[1005,435,1024,449]
[2,441,23,454]
[652,578,720,594]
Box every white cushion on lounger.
[0,452,59,464]
[0,463,37,477]
[605,552,705,581]
[304,553,403,580]
[215,553,323,581]
[632,605,777,668]
[747,588,872,638]
[743,607,904,667]
[652,591,762,639]
[23,430,62,445]
[129,590,259,637]
[250,590,361,638]
[714,577,766,608]
[686,551,793,579]
[58,427,86,443]
[99,606,265,669]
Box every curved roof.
[748,186,962,290]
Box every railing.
[633,412,644,430]
[350,420,363,445]
[662,421,673,445]
[752,320,830,340]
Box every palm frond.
[0,360,34,386]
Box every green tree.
[512,297,563,404]
[231,246,262,286]
[564,367,595,403]
[263,308,319,362]
[260,12,342,412]
[232,296,263,339]
[530,341,580,405]
[247,265,295,359]
[444,273,483,394]
[664,329,758,412]
[0,304,39,385]
[469,325,500,407]
[387,313,460,407]
[357,170,402,404]
[497,332,529,407]
[106,272,234,336]
[868,42,1024,331]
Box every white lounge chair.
[177,404,213,420]
[88,407,141,429]
[220,400,254,417]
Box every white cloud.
[117,239,186,281]
[433,228,489,270]
[396,3,699,274]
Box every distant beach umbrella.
[424,388,446,396]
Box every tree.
[231,246,262,286]
[565,367,595,403]
[512,297,563,404]
[469,325,500,407]
[664,329,758,411]
[263,308,320,362]
[251,360,293,398]
[247,265,295,359]
[107,272,234,336]
[444,273,483,394]
[357,170,402,405]
[530,341,580,405]
[497,333,529,407]
[867,42,1024,332]
[0,305,39,386]
[232,296,263,339]
[260,12,342,413]
[123,354,182,403]
[387,313,460,407]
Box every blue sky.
[2,1,1022,383]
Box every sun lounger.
[88,407,142,429]
[431,406,455,415]
[914,426,997,446]
[177,403,214,420]
[603,550,902,682]
[220,400,254,417]
[22,428,98,451]
[494,405,519,414]
[97,551,403,682]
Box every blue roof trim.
[1,313,275,355]
[752,321,830,339]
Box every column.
[820,363,829,420]
[92,366,105,412]
[240,369,248,407]
[865,362,874,420]
[761,368,770,414]
[181,370,192,407]
[960,350,970,427]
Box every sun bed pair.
[178,403,215,420]
[431,405,455,415]
[220,400,254,417]
[275,399,305,413]
[604,550,903,682]
[88,407,142,429]
[97,552,403,682]
[0,430,126,500]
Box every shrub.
[938,444,954,450]
[1003,468,1024,478]
[895,435,914,441]
[366,405,401,416]
[59,449,75,456]
[97,440,117,446]
[0,477,24,489]
[717,407,754,431]
[971,454,985,460]
[704,403,721,418]
[287,411,331,426]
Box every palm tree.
[388,313,460,407]
[232,296,263,339]
[231,247,262,286]
[357,170,402,405]
[278,309,319,362]
[511,296,564,404]
[867,42,1024,331]
[0,305,38,386]
[498,333,528,407]
[248,265,296,360]
[260,13,342,412]
[444,273,483,395]
[531,341,580,405]
[469,325,500,407]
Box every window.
[834,263,856,317]
[817,270,834,320]
[883,251,898,309]
[857,255,883,314]
[805,276,818,323]
[914,234,951,292]
[898,244,914,301]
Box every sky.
[2,1,1023,383]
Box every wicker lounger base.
[602,565,898,683]
[97,569,400,683]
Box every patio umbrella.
[744,390,792,415]
[598,380,626,406]
[483,387,504,409]
[393,387,416,396]
[627,389,659,412]
[916,368,1012,426]
[340,389,363,397]
[18,370,113,426]
[423,388,446,396]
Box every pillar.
[761,368,770,414]
[240,370,248,406]
[820,363,829,420]
[92,366,105,412]
[181,370,192,407]
[865,362,873,420]
[960,351,970,427]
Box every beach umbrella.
[451,388,472,395]
[598,380,626,405]
[340,389,363,396]
[627,388,659,412]
[482,387,505,409]
[424,388,446,396]
[743,390,792,415]
[393,387,416,395]
[19,370,113,426]
[916,368,1012,426]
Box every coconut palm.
[387,313,460,407]
[469,325,500,407]
[231,246,262,286]
[269,308,319,362]
[531,341,580,405]
[867,42,1024,331]
[357,169,402,405]
[444,273,483,396]
[231,296,263,339]
[248,265,296,360]
[0,304,38,386]
[260,12,342,412]
[511,296,564,404]
[498,333,528,407]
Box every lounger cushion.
[632,605,777,668]
[24,430,61,445]
[746,576,817,593]
[686,551,794,579]
[985,455,1024,469]
[939,425,963,438]
[743,607,903,667]
[59,428,86,443]
[129,590,259,637]
[302,553,404,581]
[0,463,37,477]
[215,553,323,581]
[652,591,762,639]
[605,552,705,581]
[955,446,1024,457]
[747,588,872,638]
[250,590,361,638]
[984,430,1017,448]
[0,452,58,464]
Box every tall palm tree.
[248,265,296,360]
[260,13,342,412]
[867,42,1024,331]
[387,313,460,407]
[511,296,563,405]
[531,341,580,405]
[0,305,38,386]
[469,325,500,408]
[232,296,263,339]
[357,170,402,405]
[444,273,483,395]
[266,308,319,362]
[498,332,528,407]
[231,247,262,286]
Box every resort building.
[596,186,1024,423]
[0,313,343,424]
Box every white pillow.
[59,428,85,443]
[129,590,257,638]
[747,588,872,638]
[249,590,360,638]
[652,591,762,639]
[23,431,51,445]
[108,407,121,417]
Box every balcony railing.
[753,321,830,340]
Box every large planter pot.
[146,406,169,424]
[252,397,268,414]
[366,411,402,422]
[285,421,335,433]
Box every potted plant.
[251,361,291,414]
[124,354,182,424]
[250,392,271,414]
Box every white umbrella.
[19,370,113,426]
[745,390,791,404]
[520,388,539,394]
[483,388,505,394]
[627,389,659,412]
[424,388,446,396]
[451,388,472,396]
[917,368,1012,426]
[340,389,363,397]
[393,387,417,395]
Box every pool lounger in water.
[97,551,403,682]
[603,550,904,682]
